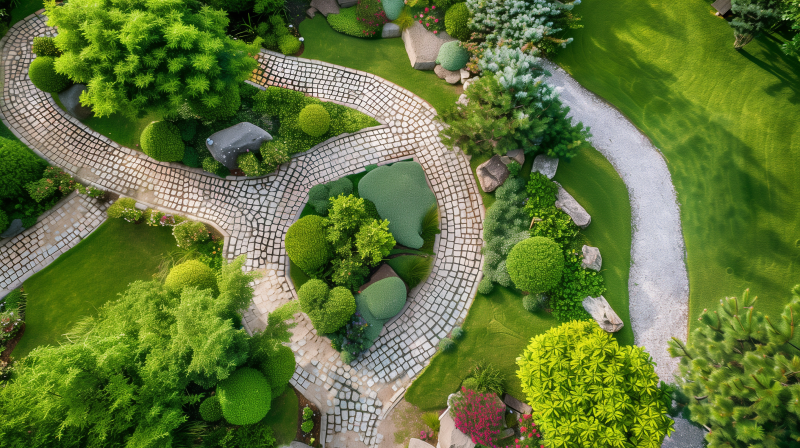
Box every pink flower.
[432,5,436,8]
[419,19,422,23]
[426,22,429,26]
[433,30,438,33]
[425,6,429,11]
[435,18,439,22]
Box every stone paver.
[0,13,484,447]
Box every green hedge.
[436,41,470,71]
[0,137,46,200]
[0,209,8,234]
[445,3,471,41]
[358,161,437,249]
[507,236,564,293]
[286,215,331,275]
[327,7,364,38]
[217,367,272,426]
[199,395,223,422]
[140,121,185,162]
[164,260,218,296]
[297,279,356,333]
[298,104,331,137]
[28,56,70,93]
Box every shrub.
[28,56,70,93]
[518,320,674,447]
[199,396,223,422]
[307,183,332,215]
[451,326,464,340]
[480,177,529,292]
[190,85,241,121]
[383,0,404,20]
[278,35,301,55]
[327,177,353,198]
[464,361,504,395]
[359,276,407,320]
[449,389,505,446]
[422,412,441,432]
[415,8,445,33]
[356,0,390,37]
[298,280,356,334]
[32,36,59,56]
[298,104,331,137]
[172,220,210,248]
[438,337,455,352]
[548,253,602,321]
[433,0,457,8]
[0,210,8,234]
[182,145,201,168]
[436,41,470,71]
[301,419,314,433]
[233,421,277,448]
[303,405,313,421]
[140,121,185,162]
[461,377,479,391]
[477,278,493,295]
[522,293,545,312]
[507,237,564,293]
[358,161,437,249]
[237,152,268,176]
[106,198,142,222]
[217,367,272,426]
[445,3,471,41]
[259,343,295,397]
[202,157,229,177]
[355,219,396,266]
[328,7,364,38]
[164,260,218,295]
[259,140,290,173]
[0,137,46,200]
[286,215,331,275]
[506,160,521,176]
[341,350,356,364]
[330,312,371,359]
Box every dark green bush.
[32,36,59,56]
[177,118,198,142]
[439,337,455,352]
[307,183,332,215]
[297,279,356,333]
[204,0,253,12]
[286,215,331,275]
[0,137,46,200]
[182,145,201,168]
[28,56,70,93]
[358,161,437,249]
[436,41,470,71]
[217,367,272,426]
[278,35,301,55]
[327,7,364,38]
[202,157,230,178]
[298,104,331,137]
[360,276,406,320]
[327,177,353,198]
[0,209,8,234]
[445,3,471,41]
[481,177,530,293]
[199,395,223,422]
[237,152,268,176]
[386,255,433,289]
[507,236,564,293]
[164,260,218,296]
[190,85,241,120]
[253,86,305,119]
[234,421,277,448]
[548,253,602,321]
[259,343,295,397]
[522,293,546,312]
[140,121,185,162]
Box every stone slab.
[554,182,591,228]
[502,394,532,415]
[476,155,509,193]
[532,154,558,179]
[401,22,456,71]
[382,23,401,38]
[310,0,339,17]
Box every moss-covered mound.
[354,277,407,347]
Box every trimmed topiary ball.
[164,260,219,296]
[522,293,546,312]
[140,121,185,162]
[32,36,59,56]
[286,215,331,275]
[383,0,404,20]
[190,85,240,120]
[435,41,470,71]
[298,104,331,137]
[217,367,272,426]
[259,343,295,397]
[360,276,407,320]
[278,35,301,55]
[507,236,564,293]
[477,278,493,295]
[28,56,70,93]
[445,3,471,41]
[199,395,223,422]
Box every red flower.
[425,6,429,11]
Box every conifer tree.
[668,286,800,447]
[730,0,782,49]
[45,0,261,118]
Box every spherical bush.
[298,104,331,137]
[164,260,218,296]
[28,56,70,93]
[140,121,185,162]
[259,343,295,397]
[217,367,272,426]
[286,215,331,274]
[445,3,471,41]
[435,41,470,71]
[477,278,494,295]
[522,293,546,312]
[298,280,356,334]
[360,277,406,320]
[278,35,301,55]
[383,0,404,20]
[199,395,223,422]
[190,85,240,120]
[32,36,59,56]
[507,237,564,293]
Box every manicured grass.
[406,146,633,409]
[262,387,300,446]
[10,0,43,24]
[386,254,434,289]
[13,219,177,358]
[553,0,800,329]
[299,16,461,113]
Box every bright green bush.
[202,157,230,177]
[435,41,470,71]
[298,104,331,137]
[355,219,396,266]
[259,343,295,397]
[445,3,471,41]
[358,161,437,249]
[140,121,185,162]
[507,236,564,293]
[164,260,218,295]
[199,395,223,422]
[278,35,301,55]
[433,0,457,8]
[0,209,8,234]
[301,419,314,433]
[518,320,674,447]
[217,367,272,426]
[172,220,210,248]
[32,36,59,56]
[106,197,142,222]
[548,253,602,321]
[359,276,406,320]
[298,280,356,334]
[28,56,70,93]
[327,8,364,38]
[259,140,290,173]
[286,215,331,275]
[0,137,46,200]
[383,0,404,20]
[190,85,241,120]
[237,152,268,177]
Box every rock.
[460,69,470,83]
[409,439,436,448]
[358,263,405,294]
[456,94,468,106]
[502,394,532,415]
[0,219,24,239]
[434,65,461,84]
[58,83,93,120]
[310,0,339,17]
[506,149,525,165]
[206,122,272,170]
[337,0,357,7]
[382,22,401,38]
[401,22,456,70]
[499,428,515,439]
[554,182,591,228]
[462,76,478,92]
[133,201,147,211]
[583,295,624,332]
[581,245,602,271]
[438,411,476,448]
[476,155,509,193]
[306,7,317,17]
[532,154,558,179]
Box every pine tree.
[730,0,782,49]
[668,286,800,447]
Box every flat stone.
[532,154,558,179]
[337,0,357,7]
[502,394,532,415]
[506,149,525,165]
[581,245,602,271]
[476,155,509,193]
[456,94,468,106]
[460,69,470,83]
[357,263,404,294]
[382,23,401,38]
[554,182,591,228]
[401,22,456,71]
[0,219,24,239]
[409,438,436,448]
[438,411,476,448]
[306,7,317,17]
[310,0,339,17]
[583,295,624,333]
[206,122,272,170]
[434,65,461,84]
[58,83,93,120]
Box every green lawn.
[299,16,461,113]
[406,146,633,410]
[13,219,177,358]
[10,0,43,24]
[262,387,300,446]
[553,0,800,328]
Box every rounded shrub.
[199,395,223,422]
[341,350,356,364]
[298,104,331,137]
[297,280,356,334]
[28,56,70,93]
[0,137,46,200]
[383,0,404,20]
[140,121,185,162]
[301,419,314,433]
[307,183,331,215]
[445,3,471,41]
[172,220,210,248]
[327,8,363,38]
[451,326,464,340]
[217,367,272,426]
[327,177,353,198]
[164,260,218,295]
[477,278,494,295]
[259,343,295,397]
[522,293,546,312]
[0,209,9,234]
[360,276,407,320]
[435,41,470,71]
[439,337,455,352]
[190,85,240,120]
[278,35,301,55]
[507,237,564,293]
[286,215,331,274]
[32,36,59,56]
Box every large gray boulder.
[583,295,624,332]
[554,182,591,228]
[402,22,456,70]
[206,122,272,170]
[581,245,602,271]
[58,83,93,120]
[382,23,401,38]
[476,155,509,193]
[310,0,339,16]
[438,411,475,448]
[434,65,461,84]
[532,154,558,179]
[0,219,24,239]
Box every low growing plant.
[172,220,210,249]
[449,388,505,447]
[106,198,142,223]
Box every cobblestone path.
[1,13,483,447]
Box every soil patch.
[296,386,322,445]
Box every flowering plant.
[329,312,371,357]
[356,0,390,37]
[450,388,505,447]
[504,414,543,448]
[0,308,23,345]
[414,6,444,33]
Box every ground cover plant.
[553,0,800,329]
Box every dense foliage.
[173,220,210,248]
[436,41,470,71]
[278,34,301,55]
[28,56,70,93]
[256,343,295,397]
[297,279,356,334]
[328,7,365,37]
[199,395,223,422]
[730,0,782,49]
[445,3,472,41]
[355,277,407,345]
[668,286,800,447]
[307,177,354,216]
[286,215,332,275]
[216,367,272,426]
[506,236,563,293]
[32,36,59,57]
[164,259,219,295]
[781,0,800,57]
[449,388,505,447]
[0,138,46,201]
[517,320,674,447]
[356,0,390,37]
[140,121,185,162]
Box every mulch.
[295,386,322,447]
[1,322,25,363]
